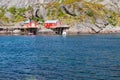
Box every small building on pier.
[44,20,69,35]
[23,20,38,28]
[23,20,39,35]
[44,20,62,29]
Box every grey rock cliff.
[0,0,55,8]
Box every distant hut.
[23,20,38,28]
[44,20,69,35]
[23,20,39,35]
[44,20,62,29]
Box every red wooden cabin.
[23,20,38,28]
[44,20,62,29]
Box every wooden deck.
[50,25,70,35]
[0,26,40,35]
[0,24,70,35]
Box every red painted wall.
[23,21,38,28]
[44,21,62,29]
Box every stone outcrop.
[0,0,55,8]
[66,23,120,35]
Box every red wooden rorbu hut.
[23,20,38,28]
[23,20,39,35]
[44,20,62,29]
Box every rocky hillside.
[0,0,55,8]
[0,0,120,34]
[0,0,56,24]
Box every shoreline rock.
[0,24,120,36]
[66,24,120,35]
[38,28,56,35]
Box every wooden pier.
[0,26,40,35]
[51,25,69,35]
[44,20,70,35]
[0,20,70,35]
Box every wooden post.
[11,28,13,35]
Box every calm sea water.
[0,34,120,80]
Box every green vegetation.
[86,10,94,17]
[7,7,16,15]
[46,0,120,26]
[0,7,9,23]
[0,6,34,23]
[62,0,82,4]
[0,0,120,27]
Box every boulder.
[4,12,13,20]
[66,23,96,34]
[33,6,47,20]
[24,10,33,19]
[38,28,56,35]
[0,0,55,8]
[13,30,21,34]
[96,18,108,25]
[100,24,113,33]
[83,23,101,33]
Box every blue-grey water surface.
[0,34,120,80]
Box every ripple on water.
[0,35,119,80]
